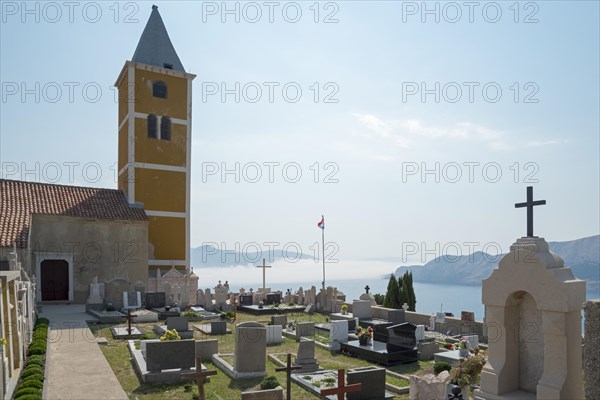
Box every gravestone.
[461,311,475,321]
[385,323,418,363]
[146,292,166,309]
[270,315,287,327]
[295,339,319,372]
[235,322,266,374]
[146,340,195,372]
[330,320,349,351]
[415,325,425,342]
[409,371,451,400]
[352,300,372,320]
[87,276,104,304]
[476,235,586,399]
[210,320,227,335]
[304,304,315,315]
[240,294,253,306]
[167,316,189,332]
[296,322,315,339]
[266,292,281,305]
[347,366,386,400]
[123,291,142,309]
[463,334,478,349]
[195,339,219,360]
[266,325,283,345]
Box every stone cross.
[402,303,409,312]
[515,186,546,237]
[181,356,217,400]
[125,309,138,336]
[364,285,370,294]
[320,369,362,400]
[256,258,271,291]
[275,353,301,400]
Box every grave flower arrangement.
[160,329,181,341]
[357,326,373,345]
[450,353,486,388]
[453,338,470,350]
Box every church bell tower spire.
[115,5,195,272]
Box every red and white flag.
[317,215,324,229]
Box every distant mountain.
[191,245,312,268]
[393,235,600,292]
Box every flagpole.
[322,215,325,290]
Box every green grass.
[90,311,418,399]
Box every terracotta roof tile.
[0,179,147,248]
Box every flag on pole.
[317,215,324,229]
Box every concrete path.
[40,305,128,400]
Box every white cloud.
[353,114,505,149]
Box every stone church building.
[0,5,196,308]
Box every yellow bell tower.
[115,5,195,272]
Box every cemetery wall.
[29,214,148,304]
[404,311,486,342]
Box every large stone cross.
[515,186,546,237]
[256,258,271,291]
[320,369,362,400]
[275,353,301,400]
[181,356,217,400]
[365,285,370,294]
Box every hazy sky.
[1,1,599,266]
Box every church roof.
[0,179,147,248]
[131,5,185,72]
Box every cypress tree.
[383,273,400,309]
[398,273,408,308]
[406,271,417,311]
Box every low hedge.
[17,379,44,390]
[14,395,42,400]
[15,317,49,399]
[14,387,42,397]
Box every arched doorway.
[41,259,69,301]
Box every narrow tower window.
[147,114,157,139]
[152,81,167,98]
[161,116,171,141]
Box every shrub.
[28,346,46,356]
[226,311,235,319]
[14,388,42,397]
[35,318,49,327]
[260,375,280,390]
[433,361,452,375]
[26,355,45,367]
[183,311,199,318]
[22,369,44,380]
[14,395,42,400]
[219,312,227,319]
[31,338,47,347]
[183,383,193,392]
[18,380,44,390]
[22,365,43,375]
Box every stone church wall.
[28,214,148,305]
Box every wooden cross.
[515,186,546,237]
[125,309,138,336]
[256,258,271,291]
[320,369,362,400]
[275,353,301,400]
[181,356,217,400]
